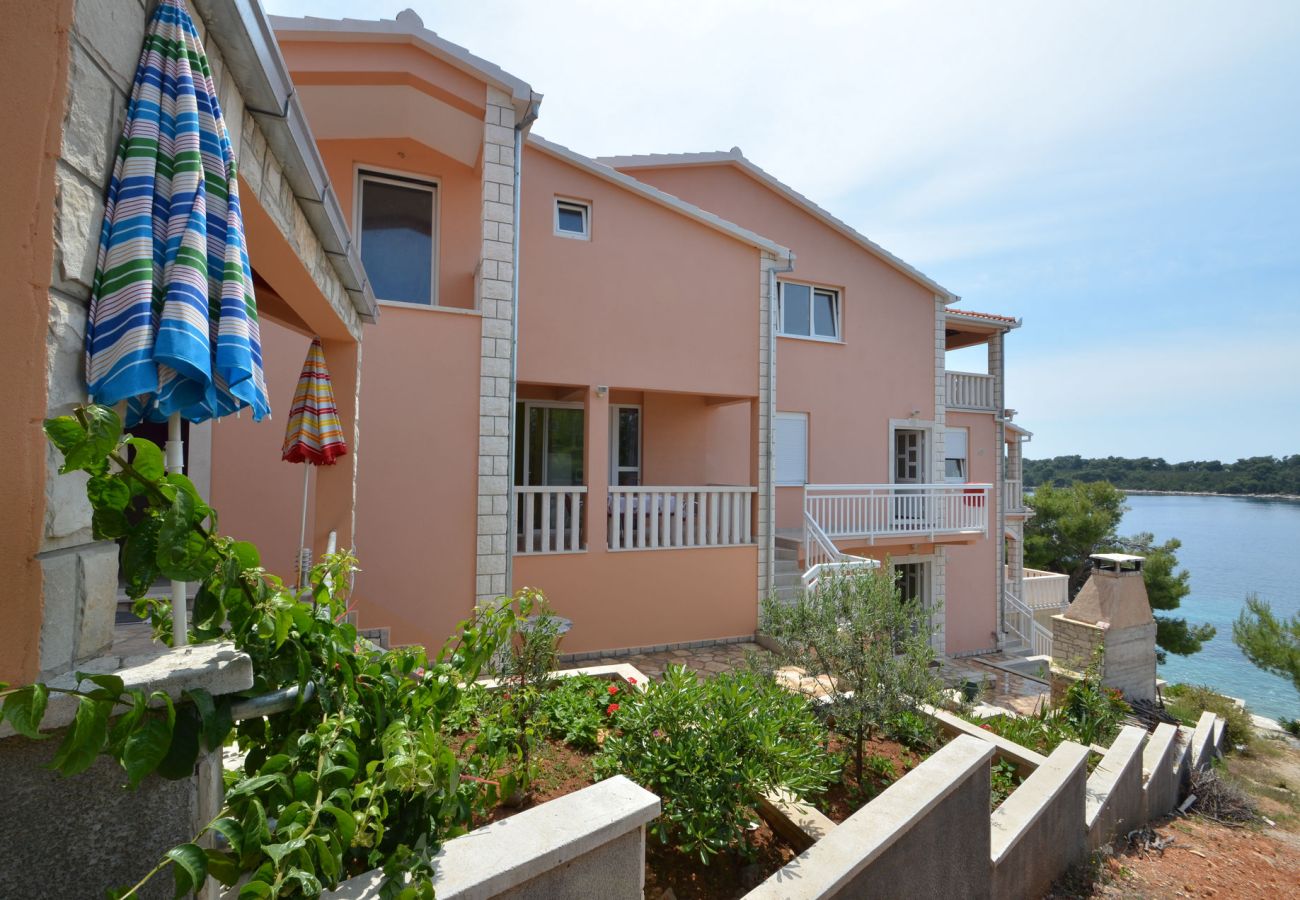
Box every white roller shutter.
[775,413,808,486]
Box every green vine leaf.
[49,696,111,775]
[91,507,130,541]
[156,707,201,781]
[43,415,85,456]
[60,405,121,473]
[166,843,208,897]
[123,715,174,788]
[1,683,49,740]
[125,435,165,482]
[87,473,132,512]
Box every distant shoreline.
[1120,489,1300,502]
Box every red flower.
[606,703,620,715]
[627,677,637,685]
[607,684,619,696]
[979,723,992,731]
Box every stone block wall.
[474,87,518,604]
[37,0,357,680]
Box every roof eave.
[531,136,794,264]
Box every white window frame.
[608,404,642,486]
[775,412,809,487]
[777,280,842,342]
[355,166,441,309]
[554,197,591,240]
[944,427,969,484]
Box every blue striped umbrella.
[85,0,269,425]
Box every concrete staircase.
[772,536,802,605]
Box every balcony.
[946,371,995,411]
[1004,478,1029,514]
[608,486,756,551]
[804,483,991,544]
[1007,566,1070,610]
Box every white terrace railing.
[802,511,877,591]
[515,486,587,554]
[1004,478,1025,513]
[1021,567,1070,610]
[804,484,991,544]
[945,371,996,411]
[607,486,756,551]
[1005,589,1054,657]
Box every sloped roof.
[947,308,1020,329]
[531,137,793,262]
[598,148,955,302]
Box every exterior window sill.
[376,300,483,316]
[777,333,844,345]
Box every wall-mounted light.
[595,385,608,397]
[909,408,921,419]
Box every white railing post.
[606,487,758,551]
[515,487,587,555]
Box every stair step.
[774,548,799,561]
[774,536,802,551]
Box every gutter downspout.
[505,98,541,599]
[766,256,795,598]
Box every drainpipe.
[766,257,794,596]
[505,97,541,599]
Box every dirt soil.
[477,737,595,825]
[817,735,927,823]
[643,824,796,900]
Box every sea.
[1118,493,1300,722]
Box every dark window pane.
[618,408,639,468]
[361,179,433,304]
[813,290,837,337]
[781,283,811,335]
[557,203,586,234]
[617,471,640,486]
[545,408,584,486]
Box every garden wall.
[327,776,659,899]
[745,735,996,899]
[1085,725,1147,850]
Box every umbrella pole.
[297,465,310,590]
[165,412,188,647]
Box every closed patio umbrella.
[281,339,348,588]
[85,0,269,645]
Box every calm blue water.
[1118,494,1300,721]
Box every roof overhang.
[532,137,794,264]
[599,148,954,302]
[191,0,377,323]
[945,308,1021,350]
[268,11,540,127]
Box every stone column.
[990,331,1006,647]
[475,87,518,603]
[756,254,778,608]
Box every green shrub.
[990,758,1021,809]
[968,667,1129,755]
[1164,683,1256,750]
[594,665,836,863]
[761,564,944,786]
[539,675,616,752]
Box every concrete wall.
[745,735,995,900]
[329,776,659,899]
[1086,725,1147,850]
[1141,722,1182,822]
[990,741,1090,900]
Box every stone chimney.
[1050,554,1157,703]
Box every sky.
[265,0,1300,461]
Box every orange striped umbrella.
[282,339,347,465]
[283,339,347,586]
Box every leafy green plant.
[1164,683,1256,750]
[761,563,944,786]
[538,675,614,752]
[884,708,941,753]
[989,758,1021,810]
[594,665,836,863]
[2,404,532,898]
[863,753,898,784]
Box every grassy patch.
[1163,683,1256,751]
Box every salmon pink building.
[208,9,1049,661]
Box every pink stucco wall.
[943,410,1001,655]
[616,164,938,532]
[210,317,314,580]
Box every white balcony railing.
[946,371,996,411]
[515,487,587,554]
[804,484,991,543]
[1004,478,1025,512]
[1005,589,1054,656]
[802,511,877,591]
[608,486,756,551]
[1022,567,1070,610]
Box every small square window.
[778,281,840,340]
[555,199,590,239]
